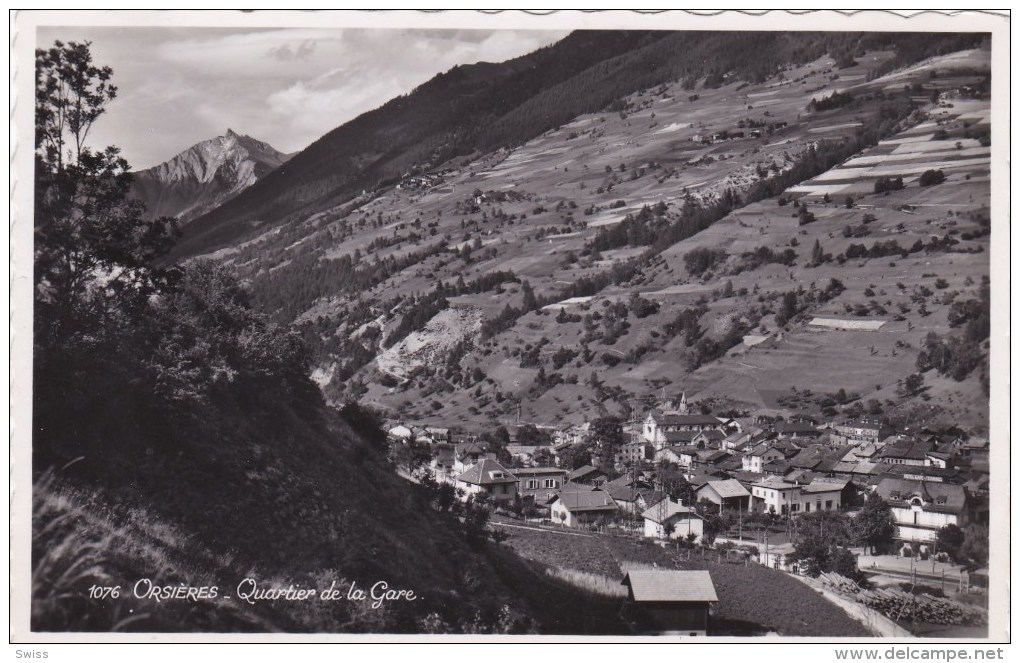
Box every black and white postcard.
[9,9,1010,649]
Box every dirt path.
[793,575,912,637]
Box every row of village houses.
[389,408,989,548]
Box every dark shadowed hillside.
[31,261,633,634]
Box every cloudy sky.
[36,26,569,170]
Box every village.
[384,391,990,634]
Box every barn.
[621,570,718,635]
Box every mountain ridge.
[171,30,983,260]
[131,129,292,224]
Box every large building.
[874,478,969,544]
[749,477,844,515]
[831,418,894,446]
[643,412,725,450]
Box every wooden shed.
[621,570,718,635]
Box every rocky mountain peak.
[131,130,293,224]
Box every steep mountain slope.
[32,403,631,633]
[209,43,990,435]
[173,30,982,258]
[130,129,292,224]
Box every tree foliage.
[32,41,323,470]
[588,416,623,470]
[33,41,182,464]
[855,492,897,555]
[936,524,966,562]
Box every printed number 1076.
[88,585,121,599]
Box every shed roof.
[701,479,751,499]
[622,570,718,603]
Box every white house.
[742,443,785,473]
[641,499,704,543]
[514,467,568,504]
[750,478,802,515]
[875,478,968,544]
[750,477,845,515]
[548,490,619,527]
[797,481,845,515]
[454,458,518,502]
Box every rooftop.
[641,499,701,524]
[567,465,603,481]
[552,490,618,512]
[656,413,723,427]
[875,477,967,513]
[747,442,778,457]
[774,421,821,435]
[455,458,518,486]
[752,477,799,491]
[663,430,699,444]
[701,479,751,499]
[622,570,718,603]
[802,479,849,494]
[513,466,566,476]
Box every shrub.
[684,247,727,276]
[601,353,621,367]
[874,176,905,193]
[919,169,946,186]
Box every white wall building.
[875,478,968,543]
